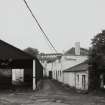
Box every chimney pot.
[75,42,80,55]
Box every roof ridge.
[63,60,88,72]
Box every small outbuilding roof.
[63,61,88,72]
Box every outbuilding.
[0,39,43,90]
[63,61,88,92]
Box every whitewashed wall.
[45,55,87,82]
[41,54,88,89]
[63,71,88,90]
[41,61,47,76]
[63,72,75,87]
[75,71,88,90]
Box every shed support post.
[33,60,36,90]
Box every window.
[58,71,59,76]
[56,71,57,79]
[60,71,62,76]
[61,71,62,76]
[77,75,79,83]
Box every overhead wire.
[22,0,58,53]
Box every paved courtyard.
[0,79,105,105]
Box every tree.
[24,47,39,57]
[89,30,105,90]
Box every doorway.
[82,75,86,89]
[49,71,52,79]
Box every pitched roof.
[0,40,34,60]
[63,60,88,72]
[64,47,88,56]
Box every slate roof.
[63,61,88,72]
[0,40,34,60]
[64,47,88,56]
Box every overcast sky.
[0,0,105,53]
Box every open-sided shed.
[0,39,43,90]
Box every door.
[49,71,52,79]
[82,75,86,90]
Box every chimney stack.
[75,42,80,55]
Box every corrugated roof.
[64,47,88,56]
[63,61,88,72]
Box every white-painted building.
[39,53,62,78]
[39,42,89,91]
[63,61,89,91]
[46,42,88,79]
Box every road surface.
[0,79,105,105]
